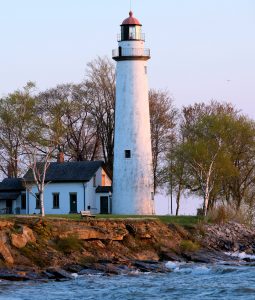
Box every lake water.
[1,261,255,300]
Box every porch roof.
[0,178,25,191]
[0,192,20,200]
[95,186,112,193]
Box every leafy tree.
[0,82,37,177]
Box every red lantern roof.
[122,11,141,26]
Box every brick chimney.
[57,151,64,163]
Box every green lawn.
[0,214,201,227]
[47,214,201,226]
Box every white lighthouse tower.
[112,11,155,215]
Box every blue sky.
[1,0,255,117]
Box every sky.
[0,0,254,214]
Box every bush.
[55,236,83,254]
[207,205,250,225]
[179,240,200,252]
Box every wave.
[225,252,255,260]
[165,261,211,275]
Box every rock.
[59,225,128,241]
[0,233,14,264]
[23,226,36,243]
[11,234,27,249]
[78,269,104,276]
[46,267,73,280]
[11,226,36,249]
[133,261,169,273]
[160,251,183,262]
[182,249,234,264]
[0,273,30,281]
[64,264,84,273]
[0,220,13,229]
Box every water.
[1,262,255,300]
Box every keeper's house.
[0,160,112,215]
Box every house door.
[6,199,12,214]
[100,197,109,214]
[70,193,77,213]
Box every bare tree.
[23,146,54,217]
[38,84,100,161]
[85,57,115,173]
[149,89,178,193]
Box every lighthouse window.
[125,150,131,158]
[129,26,136,39]
[144,66,147,74]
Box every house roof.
[95,186,112,193]
[23,160,105,183]
[0,178,25,191]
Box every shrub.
[179,240,200,252]
[55,236,83,254]
[207,205,250,225]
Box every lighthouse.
[112,11,155,215]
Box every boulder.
[59,225,128,241]
[46,267,73,280]
[11,226,36,249]
[23,226,36,243]
[11,234,27,249]
[0,220,13,229]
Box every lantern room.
[120,11,144,41]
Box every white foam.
[225,252,255,260]
[165,261,180,270]
[166,261,211,274]
[71,273,79,278]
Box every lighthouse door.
[100,197,109,214]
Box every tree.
[85,57,116,173]
[0,82,37,177]
[21,86,65,217]
[175,101,239,216]
[23,147,55,217]
[149,89,178,193]
[38,83,100,161]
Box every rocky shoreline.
[0,217,255,281]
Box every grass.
[0,214,202,227]
[46,214,202,227]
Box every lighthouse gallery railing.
[112,47,150,58]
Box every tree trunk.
[203,190,210,217]
[175,184,181,216]
[39,191,45,217]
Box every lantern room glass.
[121,25,142,41]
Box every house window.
[93,175,96,187]
[102,174,106,186]
[53,193,60,209]
[35,193,40,209]
[125,150,131,158]
[21,194,26,210]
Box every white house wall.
[27,167,112,215]
[29,182,85,215]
